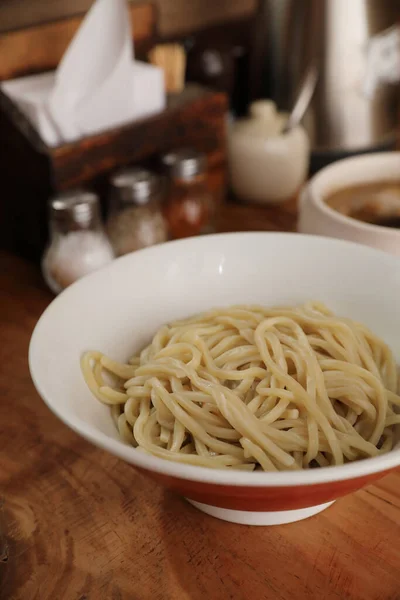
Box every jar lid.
[50,189,100,228]
[249,100,278,121]
[165,149,206,181]
[110,167,160,205]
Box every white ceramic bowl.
[29,233,400,526]
[298,152,400,256]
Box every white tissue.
[1,0,165,146]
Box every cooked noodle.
[81,302,400,471]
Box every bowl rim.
[306,151,400,237]
[29,231,400,488]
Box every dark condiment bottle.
[163,149,214,239]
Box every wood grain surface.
[0,0,257,37]
[1,207,400,600]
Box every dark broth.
[326,181,400,229]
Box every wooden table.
[1,204,400,600]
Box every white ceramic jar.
[228,100,310,205]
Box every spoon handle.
[284,64,319,133]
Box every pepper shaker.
[107,168,168,256]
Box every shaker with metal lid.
[106,167,167,256]
[162,148,214,239]
[42,189,114,294]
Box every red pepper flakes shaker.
[163,149,215,239]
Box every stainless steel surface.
[283,64,318,133]
[110,168,160,205]
[161,148,193,170]
[277,0,400,152]
[170,148,207,181]
[50,190,100,230]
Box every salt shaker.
[42,190,114,294]
[107,168,168,256]
[163,149,214,239]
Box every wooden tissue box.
[0,2,227,261]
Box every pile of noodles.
[81,302,400,471]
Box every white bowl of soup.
[298,152,400,256]
[29,233,400,526]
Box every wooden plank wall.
[0,4,156,80]
[0,0,257,36]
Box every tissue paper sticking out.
[1,0,165,146]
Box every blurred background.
[0,0,257,35]
[0,0,399,291]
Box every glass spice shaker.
[42,190,114,294]
[163,149,214,239]
[107,167,168,256]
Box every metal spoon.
[283,64,319,134]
